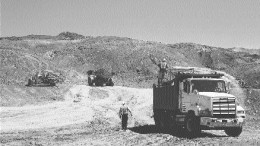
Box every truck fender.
[189,105,200,116]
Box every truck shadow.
[129,125,227,138]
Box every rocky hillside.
[1,32,260,88]
[1,33,260,146]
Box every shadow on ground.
[129,125,227,138]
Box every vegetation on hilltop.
[0,31,86,41]
[56,32,86,40]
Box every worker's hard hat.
[162,58,166,62]
[122,101,125,105]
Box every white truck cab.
[181,77,245,136]
[153,72,246,137]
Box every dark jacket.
[119,106,132,117]
[158,62,168,73]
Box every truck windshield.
[191,80,226,93]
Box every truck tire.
[163,112,171,130]
[88,77,93,86]
[169,114,178,133]
[27,79,32,86]
[154,110,166,130]
[95,77,104,86]
[106,78,114,86]
[224,127,242,137]
[184,115,201,137]
[153,110,160,130]
[158,111,164,128]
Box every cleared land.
[1,34,260,145]
[1,86,260,145]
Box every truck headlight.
[237,111,245,114]
[236,110,246,118]
[236,105,246,118]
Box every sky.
[1,0,260,49]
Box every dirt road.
[1,119,260,145]
[1,86,260,145]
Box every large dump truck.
[87,69,114,86]
[153,70,246,137]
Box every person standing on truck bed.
[159,58,168,79]
[118,102,132,131]
[150,55,169,86]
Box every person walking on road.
[119,102,132,131]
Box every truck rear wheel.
[88,77,93,86]
[184,115,201,137]
[27,79,33,86]
[224,127,242,137]
[106,78,114,86]
[154,110,167,130]
[154,110,160,130]
[169,115,178,133]
[158,111,165,129]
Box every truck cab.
[153,71,245,137]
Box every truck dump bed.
[153,72,224,111]
[153,83,179,110]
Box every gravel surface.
[1,119,260,146]
[1,86,259,146]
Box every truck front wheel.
[224,127,242,137]
[184,115,201,137]
[88,77,93,86]
[27,79,33,86]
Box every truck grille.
[212,97,236,118]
